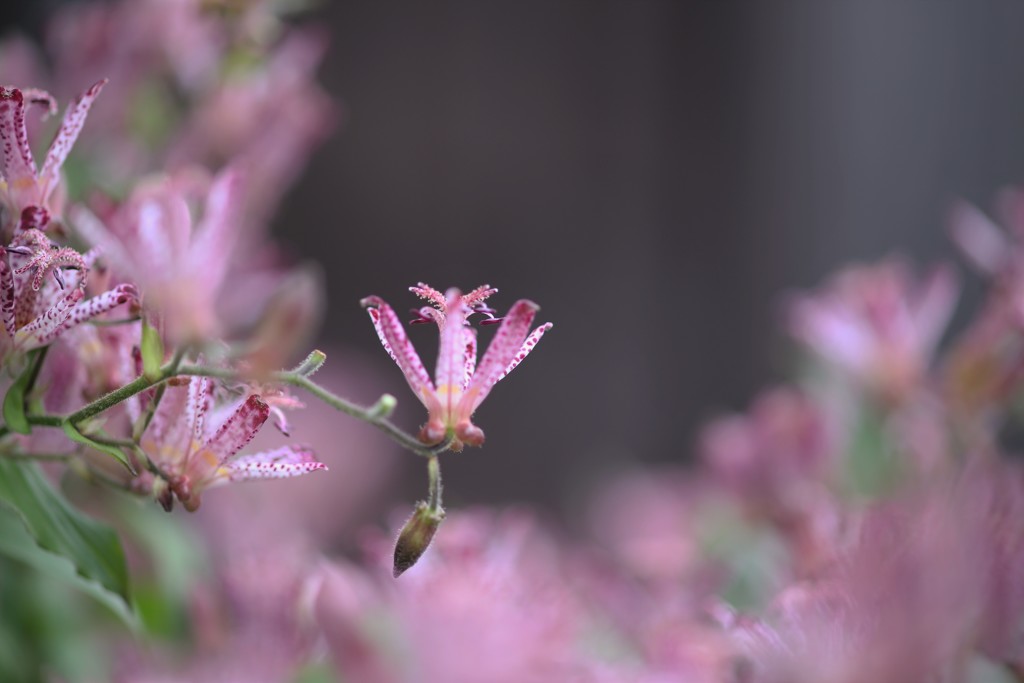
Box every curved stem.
[176,364,454,459]
[53,357,451,461]
[427,455,443,513]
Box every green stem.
[27,414,63,427]
[176,364,453,459]
[67,372,164,425]
[427,455,443,512]
[22,345,49,398]
[42,356,451,462]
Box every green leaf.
[62,421,133,472]
[140,318,165,382]
[2,349,42,435]
[0,506,139,631]
[0,459,132,612]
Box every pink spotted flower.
[0,80,105,235]
[361,284,552,451]
[0,228,136,366]
[140,375,326,512]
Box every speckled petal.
[187,376,214,443]
[13,285,83,350]
[496,321,552,384]
[464,299,540,411]
[0,87,37,187]
[203,394,271,463]
[222,445,326,483]
[463,326,477,390]
[362,296,436,408]
[59,283,136,333]
[0,247,15,341]
[39,79,106,198]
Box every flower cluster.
[6,0,1024,681]
[0,0,347,521]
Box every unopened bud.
[367,394,397,420]
[393,502,444,578]
[293,349,327,377]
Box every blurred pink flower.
[945,194,1024,420]
[361,283,552,451]
[700,387,840,576]
[140,375,325,511]
[731,469,1012,683]
[0,229,136,365]
[0,80,105,235]
[316,509,600,683]
[169,28,337,228]
[588,469,708,588]
[789,259,957,404]
[72,168,244,344]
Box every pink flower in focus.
[789,259,957,404]
[0,81,105,235]
[72,168,243,344]
[0,229,136,365]
[361,283,552,451]
[140,376,326,512]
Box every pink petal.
[362,296,436,408]
[435,288,468,411]
[222,445,326,483]
[463,326,478,390]
[913,265,958,356]
[203,394,271,462]
[13,285,83,350]
[0,87,37,187]
[0,248,15,341]
[20,89,57,119]
[496,322,553,384]
[187,376,214,444]
[187,169,240,293]
[39,79,106,198]
[69,205,134,273]
[59,283,137,333]
[464,299,540,411]
[144,383,192,470]
[950,201,1008,275]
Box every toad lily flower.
[0,228,137,366]
[142,376,327,512]
[361,283,552,451]
[0,80,106,235]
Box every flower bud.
[393,502,444,578]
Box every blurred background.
[5,0,1024,517]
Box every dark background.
[6,1,1024,514]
